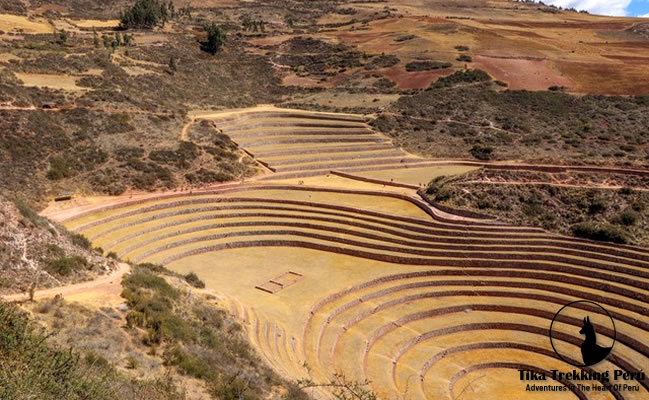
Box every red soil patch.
[472,55,572,91]
[380,65,450,89]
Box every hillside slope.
[0,195,116,295]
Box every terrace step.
[211,111,365,129]
[263,149,408,166]
[236,135,389,148]
[219,119,367,131]
[226,128,376,139]
[253,143,398,158]
[273,157,432,173]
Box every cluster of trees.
[120,0,190,29]
[94,31,134,50]
[241,14,266,32]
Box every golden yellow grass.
[14,73,87,91]
[262,148,402,163]
[250,141,389,155]
[0,53,21,63]
[267,174,414,194]
[354,165,480,185]
[71,19,120,28]
[64,187,434,230]
[0,14,53,33]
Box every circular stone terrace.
[43,107,649,400]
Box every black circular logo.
[550,300,616,367]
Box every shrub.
[113,146,144,162]
[46,155,78,180]
[123,267,179,300]
[0,302,185,400]
[587,196,607,214]
[121,267,195,343]
[45,256,88,276]
[126,311,146,328]
[571,222,628,244]
[136,262,172,274]
[184,272,205,289]
[364,54,399,70]
[456,54,472,62]
[125,357,139,369]
[185,168,232,184]
[69,232,92,249]
[203,23,226,55]
[164,346,212,379]
[430,69,491,89]
[8,196,47,227]
[469,145,494,160]
[613,208,640,226]
[405,60,451,72]
[47,244,65,258]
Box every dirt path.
[1,263,130,305]
[180,116,195,141]
[0,101,174,116]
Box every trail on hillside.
[1,263,130,304]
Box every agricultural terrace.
[50,176,649,399]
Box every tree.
[54,29,68,45]
[168,56,177,74]
[93,30,100,47]
[285,15,295,28]
[168,0,175,18]
[120,0,168,29]
[202,23,226,55]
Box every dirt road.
[1,263,131,306]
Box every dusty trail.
[0,101,175,116]
[1,263,130,305]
